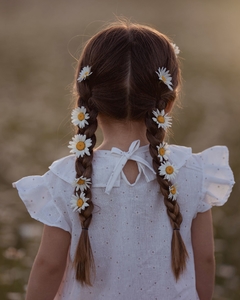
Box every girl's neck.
[96,117,149,151]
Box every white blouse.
[13,141,234,300]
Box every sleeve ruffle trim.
[13,172,71,232]
[199,146,235,207]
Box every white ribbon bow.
[105,140,155,194]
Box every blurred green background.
[0,0,239,299]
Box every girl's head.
[76,21,180,121]
[70,21,187,286]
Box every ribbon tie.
[105,140,155,194]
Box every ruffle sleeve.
[196,146,235,213]
[13,170,72,233]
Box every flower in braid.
[68,67,98,285]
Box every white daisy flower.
[74,176,92,192]
[156,67,173,91]
[168,184,179,201]
[77,65,93,82]
[70,192,89,213]
[71,106,90,128]
[170,43,180,56]
[152,109,172,130]
[158,161,178,181]
[68,134,92,157]
[157,142,170,162]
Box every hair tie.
[82,227,89,230]
[173,228,180,231]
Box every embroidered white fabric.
[13,141,235,300]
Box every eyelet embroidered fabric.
[13,141,234,300]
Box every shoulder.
[169,144,231,172]
[48,155,76,184]
[48,153,118,188]
[168,144,192,169]
[48,151,128,189]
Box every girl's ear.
[165,100,174,113]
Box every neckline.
[94,143,149,154]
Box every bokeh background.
[0,0,239,299]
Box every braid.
[72,86,98,285]
[145,108,188,280]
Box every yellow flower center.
[170,186,177,195]
[77,178,85,185]
[161,75,166,83]
[166,166,174,174]
[77,198,84,207]
[76,141,85,151]
[157,115,165,123]
[78,112,85,121]
[159,147,165,156]
[84,72,89,77]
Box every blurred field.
[0,0,239,299]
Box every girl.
[13,21,234,300]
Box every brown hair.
[72,20,188,285]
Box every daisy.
[156,67,173,91]
[158,161,178,181]
[157,142,170,162]
[68,134,92,157]
[168,184,179,201]
[77,65,92,82]
[170,43,180,56]
[74,176,92,192]
[152,109,172,130]
[71,106,90,128]
[70,192,89,213]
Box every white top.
[13,141,235,300]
